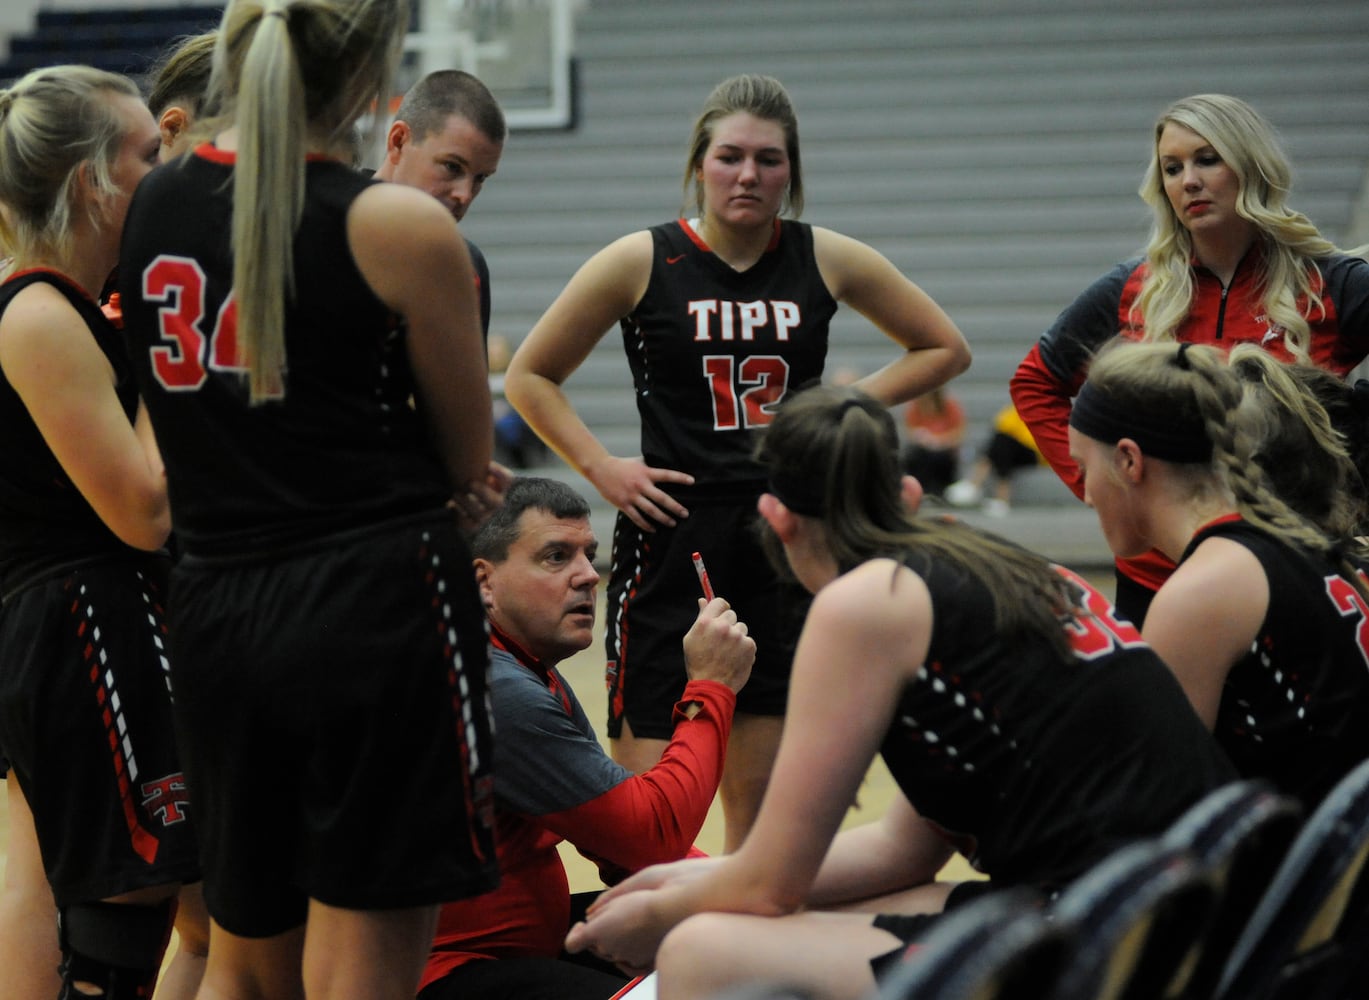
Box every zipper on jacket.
[1215,283,1230,340]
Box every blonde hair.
[1133,94,1343,361]
[682,74,804,220]
[148,31,218,119]
[0,65,141,268]
[212,0,407,401]
[1085,340,1342,564]
[1228,344,1368,541]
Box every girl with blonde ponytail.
[118,1,500,997]
[1227,343,1369,541]
[0,64,205,1000]
[1068,338,1369,810]
[560,385,1231,999]
[1013,93,1369,627]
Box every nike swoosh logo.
[666,254,686,264]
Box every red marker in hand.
[692,551,715,601]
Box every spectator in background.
[945,402,1044,516]
[900,387,965,500]
[490,334,550,469]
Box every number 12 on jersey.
[703,354,792,431]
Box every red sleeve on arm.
[539,679,735,877]
[1010,342,1087,501]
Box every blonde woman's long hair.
[1133,93,1345,362]
[212,0,407,402]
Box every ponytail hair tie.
[837,398,864,419]
[1175,342,1195,370]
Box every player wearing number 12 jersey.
[504,74,969,851]
[595,216,831,763]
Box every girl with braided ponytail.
[562,385,1231,1000]
[1228,343,1369,540]
[117,0,500,997]
[1069,339,1369,809]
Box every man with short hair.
[374,69,506,335]
[418,477,754,1000]
[374,69,515,508]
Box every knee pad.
[58,899,174,1000]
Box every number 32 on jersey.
[1054,565,1147,661]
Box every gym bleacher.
[0,4,221,80]
[4,4,1369,995]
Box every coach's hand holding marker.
[692,551,715,601]
[678,550,753,715]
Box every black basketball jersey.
[358,164,490,339]
[1183,516,1369,808]
[879,543,1233,892]
[620,219,838,485]
[119,147,456,555]
[0,270,138,595]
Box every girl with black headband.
[563,384,1232,1000]
[1068,339,1369,810]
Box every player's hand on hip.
[587,455,694,532]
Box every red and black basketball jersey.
[0,270,138,595]
[1182,516,1369,808]
[118,146,456,556]
[879,540,1234,893]
[620,219,837,485]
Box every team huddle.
[0,1,1368,1000]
